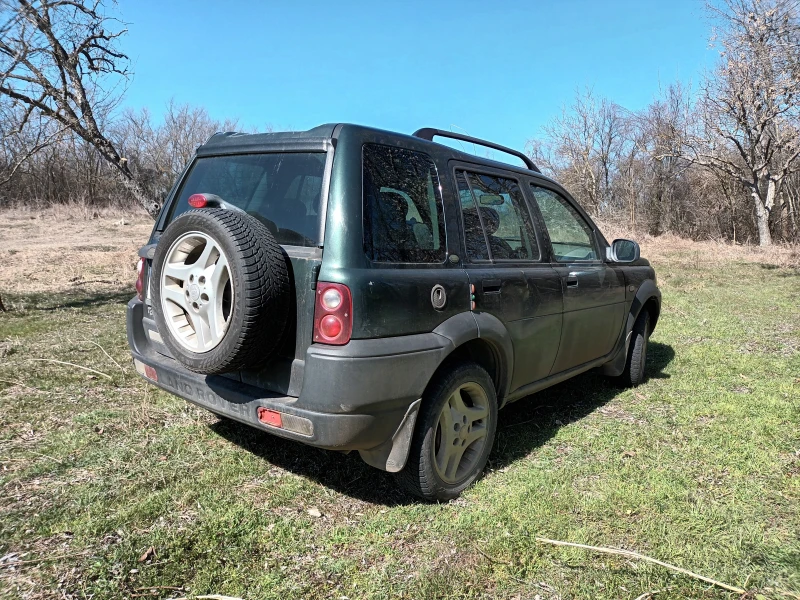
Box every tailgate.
[135,244,322,397]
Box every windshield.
[166,152,327,247]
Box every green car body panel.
[127,123,661,474]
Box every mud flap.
[601,330,632,377]
[358,399,422,473]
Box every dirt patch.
[596,403,646,425]
[0,207,152,296]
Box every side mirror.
[607,238,640,263]
[478,194,504,206]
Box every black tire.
[398,362,498,502]
[151,209,290,374]
[619,310,650,387]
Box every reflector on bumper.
[257,407,283,428]
[133,359,158,382]
[257,407,313,436]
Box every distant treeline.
[528,84,800,246]
[0,100,240,213]
[0,0,798,246]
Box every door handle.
[566,274,579,288]
[482,279,502,293]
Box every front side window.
[531,185,598,261]
[167,152,326,247]
[457,170,539,261]
[363,144,446,263]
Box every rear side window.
[167,152,326,247]
[456,171,490,261]
[456,170,539,261]
[363,144,446,263]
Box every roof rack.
[413,128,540,173]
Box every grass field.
[1,210,799,600]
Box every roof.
[196,123,554,182]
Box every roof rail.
[413,128,540,173]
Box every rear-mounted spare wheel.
[151,208,290,374]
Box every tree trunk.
[753,189,773,246]
[117,172,160,218]
[787,187,798,239]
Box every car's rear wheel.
[151,209,290,374]
[619,310,650,387]
[398,362,497,501]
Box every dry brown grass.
[1,209,798,599]
[0,209,796,301]
[597,220,800,269]
[0,206,153,296]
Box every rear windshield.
[166,152,327,247]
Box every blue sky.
[122,0,715,152]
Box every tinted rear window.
[166,152,327,247]
[362,144,446,263]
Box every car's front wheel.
[619,310,650,387]
[398,362,498,501]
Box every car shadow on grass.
[492,341,674,471]
[210,417,414,505]
[211,341,675,505]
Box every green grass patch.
[1,257,798,599]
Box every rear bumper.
[127,299,452,458]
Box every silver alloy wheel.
[433,382,490,484]
[159,231,233,353]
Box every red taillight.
[313,283,352,345]
[187,193,208,208]
[135,257,145,301]
[319,315,342,338]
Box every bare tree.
[113,100,241,205]
[0,0,159,216]
[529,89,628,216]
[0,97,65,188]
[685,0,800,245]
[641,83,693,235]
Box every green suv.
[127,124,661,501]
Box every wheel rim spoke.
[193,312,210,349]
[463,403,488,422]
[208,252,229,290]
[444,448,464,481]
[449,389,467,414]
[439,397,455,432]
[463,424,487,447]
[433,382,491,485]
[163,261,193,282]
[196,239,219,269]
[161,284,187,310]
[203,302,225,346]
